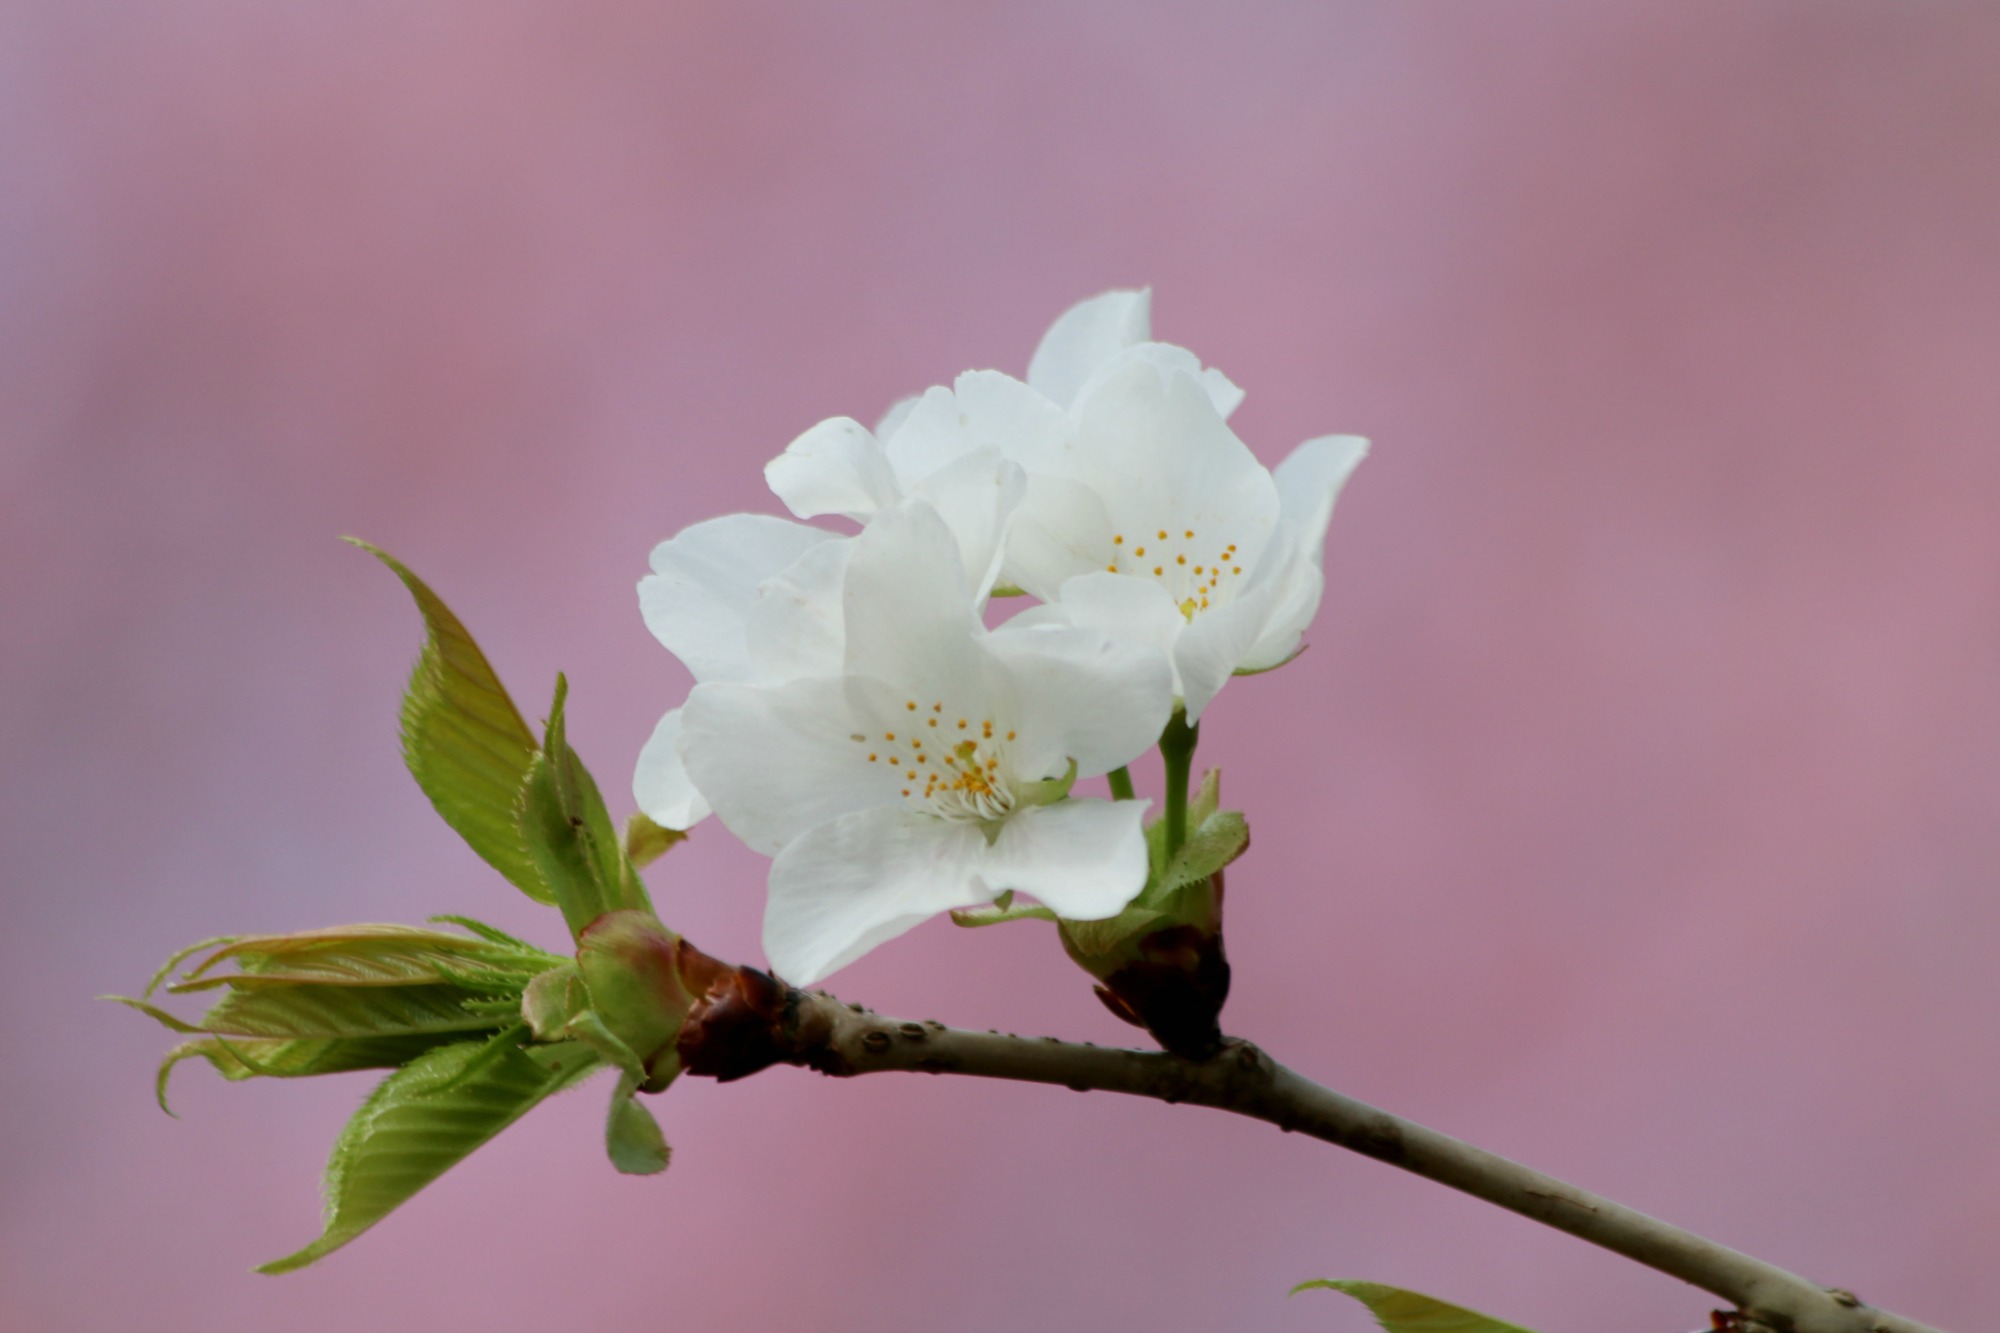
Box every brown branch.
[717,989,1947,1333]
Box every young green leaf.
[168,924,552,991]
[350,540,551,905]
[190,983,511,1041]
[259,1039,601,1274]
[155,1035,456,1114]
[1188,767,1222,827]
[1158,809,1248,897]
[1289,1279,1541,1333]
[518,675,653,940]
[623,812,686,870]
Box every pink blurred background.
[4,5,1996,1331]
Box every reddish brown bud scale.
[1089,923,1232,1061]
[673,940,798,1082]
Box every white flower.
[632,450,1024,830]
[761,291,1364,720]
[678,502,1174,985]
[1004,355,1368,721]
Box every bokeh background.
[4,4,1996,1331]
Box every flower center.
[855,702,1021,823]
[1105,527,1245,619]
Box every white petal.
[1239,436,1369,670]
[903,447,1027,603]
[763,806,992,985]
[1275,434,1369,567]
[631,707,711,830]
[981,799,1151,921]
[1077,341,1244,421]
[984,617,1175,780]
[1026,288,1151,409]
[874,386,970,479]
[1236,568,1320,674]
[640,514,837,684]
[839,502,986,702]
[679,675,906,856]
[1000,473,1118,602]
[743,537,853,681]
[1174,573,1282,721]
[765,416,903,521]
[874,393,921,443]
[1034,570,1187,692]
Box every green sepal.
[604,1071,672,1176]
[349,540,551,905]
[258,1038,602,1274]
[950,901,1062,929]
[1232,643,1306,677]
[1288,1280,1540,1333]
[1012,759,1078,810]
[517,675,653,940]
[623,812,686,869]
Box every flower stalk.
[1158,710,1199,859]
